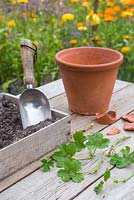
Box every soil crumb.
[0,98,54,150]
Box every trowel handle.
[21,39,37,88]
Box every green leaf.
[73,130,86,143]
[104,169,111,182]
[41,159,54,172]
[86,132,110,150]
[64,158,82,172]
[59,142,77,157]
[73,131,86,151]
[94,181,104,195]
[120,146,130,157]
[71,172,84,183]
[110,146,134,169]
[86,132,110,157]
[57,169,70,182]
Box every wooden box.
[0,93,71,180]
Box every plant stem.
[88,152,106,174]
[107,136,131,157]
[82,123,94,132]
[111,173,134,184]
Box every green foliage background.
[0,0,134,94]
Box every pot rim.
[55,47,124,71]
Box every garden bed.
[0,93,71,180]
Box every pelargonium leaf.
[57,169,70,182]
[71,172,84,183]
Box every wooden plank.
[50,84,134,132]
[38,79,131,99]
[37,79,65,99]
[74,167,134,200]
[16,79,131,100]
[112,79,131,93]
[1,109,133,199]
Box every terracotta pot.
[55,47,123,115]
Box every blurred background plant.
[0,0,134,94]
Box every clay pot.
[55,47,123,115]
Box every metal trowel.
[19,39,51,129]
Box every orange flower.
[106,0,114,7]
[105,8,116,15]
[69,39,77,45]
[104,14,114,22]
[98,13,103,18]
[93,35,100,41]
[30,12,36,18]
[82,1,90,7]
[124,35,131,40]
[76,22,84,27]
[114,6,121,12]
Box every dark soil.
[0,98,54,150]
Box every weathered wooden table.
[0,79,134,200]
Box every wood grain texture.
[75,167,134,200]
[50,84,134,132]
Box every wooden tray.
[0,93,71,180]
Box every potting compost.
[0,98,54,150]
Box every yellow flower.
[124,35,131,40]
[70,0,78,3]
[120,0,134,5]
[78,26,87,31]
[121,46,130,54]
[82,1,90,7]
[17,0,28,3]
[61,13,74,22]
[7,20,16,27]
[91,14,100,25]
[121,11,133,17]
[11,0,17,4]
[69,39,77,45]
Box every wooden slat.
[38,79,131,99]
[50,84,134,132]
[1,116,134,200]
[74,167,134,200]
[16,79,131,100]
[37,79,65,99]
